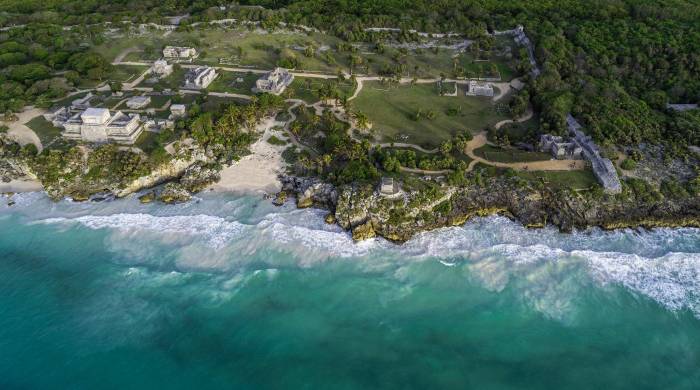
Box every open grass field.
[517,169,599,190]
[474,144,552,163]
[25,116,73,150]
[144,67,188,90]
[107,65,150,83]
[95,26,518,81]
[353,82,508,148]
[475,163,598,190]
[164,28,346,72]
[285,77,355,103]
[207,71,259,94]
[26,116,62,146]
[491,114,540,144]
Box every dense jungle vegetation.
[1,0,698,152]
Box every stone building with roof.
[59,108,144,144]
[253,68,294,95]
[466,80,494,97]
[151,59,173,77]
[162,46,198,61]
[183,66,217,89]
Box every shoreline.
[0,179,43,194]
[2,177,698,242]
[206,117,288,196]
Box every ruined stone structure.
[539,134,583,160]
[253,68,294,95]
[71,92,93,110]
[495,25,540,77]
[566,115,622,193]
[666,103,698,112]
[162,46,198,61]
[126,96,151,109]
[466,80,494,97]
[379,177,401,197]
[170,104,187,118]
[183,66,217,89]
[151,59,173,77]
[59,108,144,144]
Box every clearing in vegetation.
[474,144,552,163]
[353,81,508,149]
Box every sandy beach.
[0,178,44,194]
[208,118,289,195]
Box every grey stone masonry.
[666,103,698,112]
[567,115,622,193]
[494,25,540,77]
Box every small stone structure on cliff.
[379,177,402,197]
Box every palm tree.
[353,111,370,131]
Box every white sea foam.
[41,213,245,249]
[582,250,700,315]
[27,196,700,319]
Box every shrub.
[620,158,637,170]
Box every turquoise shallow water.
[0,192,699,389]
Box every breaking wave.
[13,192,700,319]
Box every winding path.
[0,107,45,152]
[463,131,586,172]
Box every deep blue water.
[0,192,699,389]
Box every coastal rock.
[280,176,337,208]
[335,185,373,230]
[297,195,313,208]
[116,146,209,198]
[272,191,287,206]
[158,183,192,204]
[324,213,336,224]
[352,221,376,241]
[180,163,221,193]
[283,173,700,243]
[138,191,156,204]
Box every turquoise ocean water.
[0,192,699,389]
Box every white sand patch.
[1,106,45,152]
[0,178,43,193]
[208,117,288,195]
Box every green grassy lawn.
[26,116,62,146]
[207,71,258,94]
[384,146,472,169]
[200,95,249,112]
[145,67,188,90]
[352,46,518,80]
[474,144,552,163]
[168,27,345,73]
[491,114,540,144]
[517,170,599,190]
[25,116,73,150]
[353,82,507,148]
[52,92,89,106]
[104,96,129,109]
[134,131,160,154]
[92,30,166,62]
[107,65,150,83]
[474,162,599,190]
[285,77,355,103]
[148,95,172,108]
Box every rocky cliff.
[281,175,700,242]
